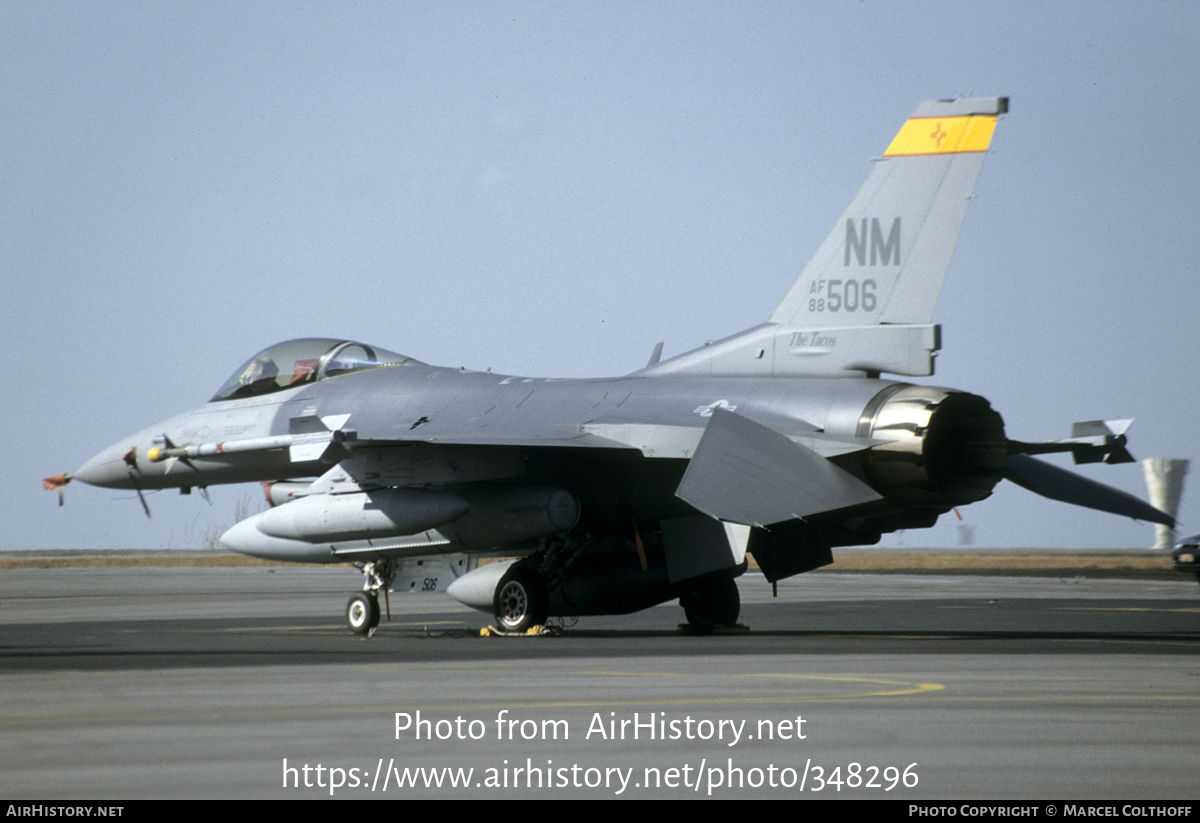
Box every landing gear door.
[661,515,739,584]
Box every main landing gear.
[679,576,740,634]
[346,559,397,635]
[493,566,549,633]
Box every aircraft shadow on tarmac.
[5,596,1199,672]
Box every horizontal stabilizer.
[1005,454,1173,526]
[676,408,881,526]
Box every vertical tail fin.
[771,97,1007,328]
[642,97,1006,379]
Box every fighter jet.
[52,97,1172,634]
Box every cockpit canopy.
[211,338,417,402]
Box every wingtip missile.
[1009,419,1138,465]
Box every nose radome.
[73,442,137,488]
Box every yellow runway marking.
[0,671,946,728]
[374,672,945,712]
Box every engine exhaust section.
[856,384,1008,509]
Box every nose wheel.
[346,559,396,635]
[346,591,380,634]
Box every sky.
[4,1,1198,551]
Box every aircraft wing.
[350,413,1168,531]
[580,421,871,460]
[347,416,874,461]
[350,426,622,450]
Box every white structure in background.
[1143,458,1189,550]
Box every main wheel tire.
[347,592,380,634]
[681,577,740,633]
[493,568,549,632]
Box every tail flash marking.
[883,114,998,157]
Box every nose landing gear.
[346,591,380,634]
[346,559,397,635]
